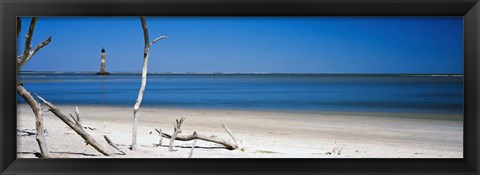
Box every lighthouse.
[96,47,110,75]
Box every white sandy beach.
[17,104,463,158]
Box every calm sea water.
[17,73,463,115]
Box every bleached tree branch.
[19,36,51,70]
[222,123,240,147]
[150,36,168,46]
[17,17,52,71]
[188,140,197,158]
[21,17,38,61]
[104,135,126,155]
[17,82,49,157]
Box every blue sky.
[18,17,463,74]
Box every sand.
[16,104,463,158]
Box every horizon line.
[18,71,464,76]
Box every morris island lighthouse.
[96,47,110,75]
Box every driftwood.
[17,129,38,136]
[153,129,163,147]
[131,16,167,151]
[36,95,112,156]
[169,117,185,152]
[17,85,49,157]
[16,17,51,158]
[74,106,82,126]
[104,135,126,155]
[222,123,245,151]
[162,131,238,150]
[188,140,197,158]
[221,123,240,146]
[69,106,96,131]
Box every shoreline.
[16,103,464,121]
[17,104,463,158]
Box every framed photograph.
[1,0,479,174]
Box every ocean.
[17,73,463,117]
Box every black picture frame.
[1,0,479,174]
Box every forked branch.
[17,17,52,71]
[168,117,185,151]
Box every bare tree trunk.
[36,95,112,156]
[132,16,167,151]
[16,17,51,158]
[131,17,151,151]
[162,131,238,150]
[17,84,49,158]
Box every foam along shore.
[17,104,463,158]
